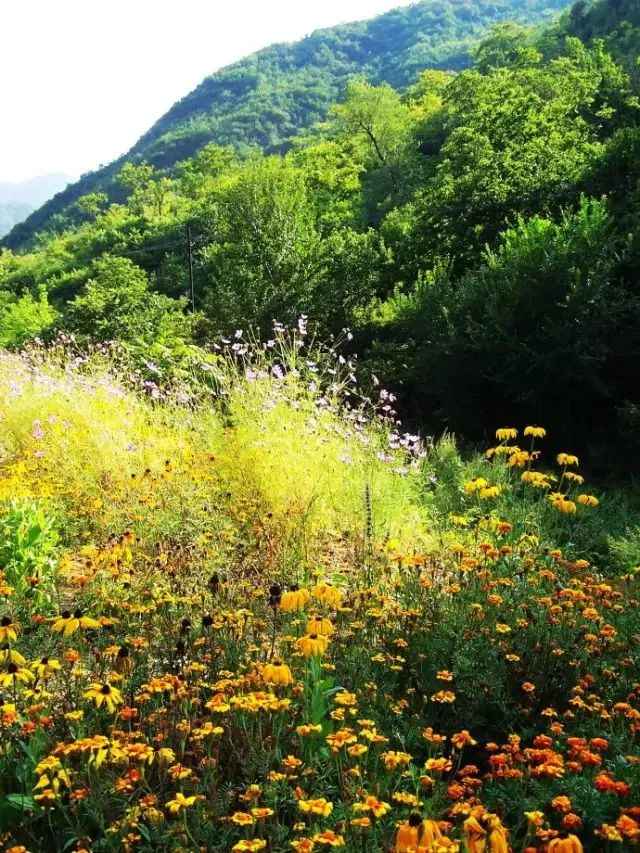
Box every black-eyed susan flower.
[52,609,101,636]
[496,428,518,441]
[280,586,310,612]
[83,682,123,713]
[0,616,18,643]
[577,494,598,507]
[306,616,334,636]
[0,646,26,666]
[31,656,61,679]
[298,633,329,658]
[263,659,293,686]
[524,426,546,438]
[0,663,35,687]
[311,582,342,607]
[557,453,579,467]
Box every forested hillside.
[1,0,569,249]
[0,0,638,461]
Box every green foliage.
[0,0,639,465]
[64,256,188,348]
[0,289,57,347]
[0,498,58,613]
[1,0,570,250]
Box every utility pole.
[187,224,195,311]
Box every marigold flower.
[312,830,344,847]
[431,690,456,703]
[352,795,391,817]
[299,798,333,817]
[230,810,255,825]
[381,750,412,770]
[291,839,316,852]
[451,730,477,749]
[551,795,572,814]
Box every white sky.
[0,0,416,183]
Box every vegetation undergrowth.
[0,331,638,852]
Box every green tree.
[65,256,188,347]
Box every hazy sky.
[1,0,415,183]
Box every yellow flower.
[83,682,124,713]
[230,811,255,825]
[298,633,330,658]
[0,616,18,643]
[307,616,334,636]
[577,494,599,507]
[312,830,344,847]
[381,750,412,770]
[496,427,518,441]
[479,485,501,500]
[299,798,333,817]
[311,582,342,607]
[0,663,35,687]
[281,587,311,612]
[353,795,391,818]
[31,656,61,679]
[464,477,488,494]
[431,690,456,705]
[233,841,267,852]
[524,426,546,438]
[291,839,315,852]
[52,609,101,636]
[552,498,577,514]
[263,659,293,686]
[166,792,201,814]
[251,807,274,819]
[297,723,323,736]
[557,453,579,467]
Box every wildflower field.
[0,330,639,853]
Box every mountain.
[2,0,569,250]
[0,173,72,238]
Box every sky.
[1,0,416,183]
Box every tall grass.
[0,331,431,576]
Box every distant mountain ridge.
[0,173,71,238]
[2,0,569,250]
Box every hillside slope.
[2,0,568,250]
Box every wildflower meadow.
[0,328,638,853]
